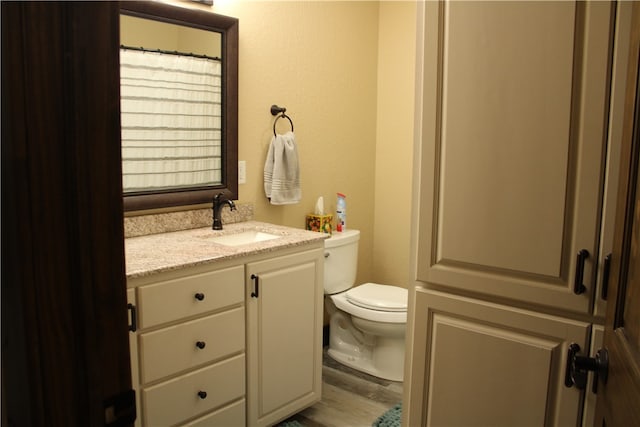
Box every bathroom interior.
[3,0,639,425]
[120,0,415,426]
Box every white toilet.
[324,229,407,382]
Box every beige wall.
[161,0,416,287]
[373,1,416,288]
[121,14,221,57]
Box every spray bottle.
[336,193,346,232]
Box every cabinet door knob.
[195,341,206,349]
[197,391,207,399]
[194,292,205,301]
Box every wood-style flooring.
[280,349,404,427]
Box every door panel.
[416,1,614,313]
[246,249,324,427]
[407,289,589,426]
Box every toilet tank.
[324,229,360,294]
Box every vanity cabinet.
[129,264,247,426]
[406,1,632,425]
[127,239,324,427]
[246,248,324,427]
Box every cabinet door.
[414,1,614,313]
[246,249,324,427]
[405,289,590,426]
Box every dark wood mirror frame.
[120,1,238,212]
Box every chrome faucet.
[212,192,236,230]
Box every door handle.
[564,343,608,393]
[251,274,259,298]
[573,249,589,295]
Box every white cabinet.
[413,0,613,313]
[406,1,632,426]
[246,248,324,427]
[127,243,324,427]
[129,264,246,427]
[408,289,589,426]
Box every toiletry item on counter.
[336,193,346,232]
[306,196,332,234]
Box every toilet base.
[328,311,405,382]
[327,342,404,382]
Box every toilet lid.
[345,283,407,312]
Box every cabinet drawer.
[142,354,245,427]
[139,307,245,384]
[180,398,245,427]
[137,265,244,328]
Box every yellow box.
[306,214,333,235]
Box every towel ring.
[271,104,294,136]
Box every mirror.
[120,1,238,211]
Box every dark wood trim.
[2,2,132,425]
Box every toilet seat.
[330,283,407,324]
[346,283,407,312]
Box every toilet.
[324,229,407,382]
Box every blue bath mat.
[372,403,402,427]
[277,420,304,427]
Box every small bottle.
[336,193,346,232]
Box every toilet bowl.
[324,230,407,382]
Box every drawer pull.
[127,303,137,332]
[195,341,206,350]
[573,249,589,295]
[194,292,205,301]
[197,391,207,400]
[601,253,612,300]
[251,274,259,298]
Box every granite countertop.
[125,221,328,279]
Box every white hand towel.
[264,131,301,205]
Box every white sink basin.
[209,230,281,246]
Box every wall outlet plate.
[238,160,246,184]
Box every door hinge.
[104,389,136,426]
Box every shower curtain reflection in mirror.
[120,48,222,193]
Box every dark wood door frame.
[2,2,133,425]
